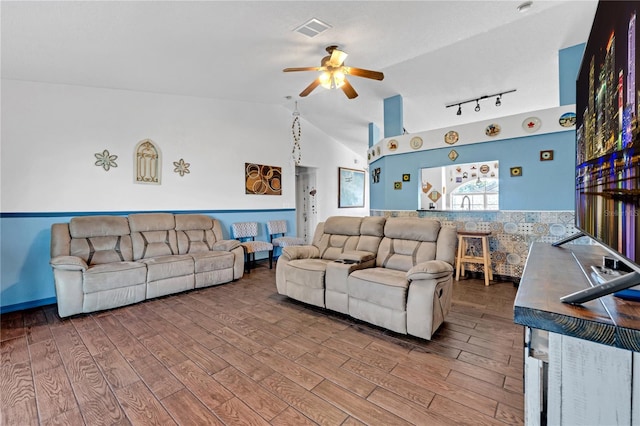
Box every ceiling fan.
[283,45,384,99]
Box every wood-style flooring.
[1,264,524,425]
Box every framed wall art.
[245,163,282,195]
[338,167,365,208]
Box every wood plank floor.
[1,265,524,425]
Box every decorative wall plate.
[540,150,554,161]
[387,139,398,151]
[485,124,501,137]
[448,149,459,161]
[479,164,490,174]
[376,146,381,156]
[559,112,576,127]
[410,136,423,150]
[510,166,522,177]
[522,117,541,133]
[444,130,459,145]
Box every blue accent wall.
[383,95,403,138]
[559,43,585,106]
[368,122,380,148]
[372,131,575,211]
[0,209,296,313]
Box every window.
[420,161,499,211]
[451,178,499,210]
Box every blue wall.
[383,95,403,138]
[0,209,296,313]
[370,130,575,211]
[559,43,585,106]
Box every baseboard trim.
[1,297,57,314]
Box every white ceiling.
[1,1,598,154]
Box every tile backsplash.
[370,210,591,280]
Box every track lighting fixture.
[446,89,516,115]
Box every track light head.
[446,89,515,116]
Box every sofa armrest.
[280,245,320,261]
[407,260,453,281]
[50,256,88,271]
[212,239,241,252]
[337,250,375,263]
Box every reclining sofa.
[276,216,457,340]
[50,213,244,318]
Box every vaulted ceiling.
[1,1,598,154]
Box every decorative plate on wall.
[376,146,381,156]
[410,136,423,150]
[559,112,576,127]
[448,149,459,161]
[485,124,501,137]
[387,139,398,151]
[444,130,459,145]
[479,164,490,174]
[522,117,541,133]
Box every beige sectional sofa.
[50,213,244,317]
[276,216,457,340]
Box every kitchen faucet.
[461,195,471,210]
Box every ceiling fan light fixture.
[320,70,346,90]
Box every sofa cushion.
[70,235,134,265]
[83,262,147,293]
[174,214,220,254]
[348,267,408,311]
[129,213,178,260]
[70,216,130,238]
[138,254,194,282]
[360,216,386,237]
[407,260,454,281]
[384,217,441,242]
[190,251,234,273]
[287,258,332,289]
[323,216,363,235]
[69,216,134,264]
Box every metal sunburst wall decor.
[94,149,118,171]
[173,158,190,177]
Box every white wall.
[1,79,368,219]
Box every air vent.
[294,18,332,38]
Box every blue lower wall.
[0,209,296,313]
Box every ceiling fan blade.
[328,49,348,67]
[341,79,358,99]
[299,78,322,97]
[345,67,384,81]
[283,67,324,72]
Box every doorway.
[295,166,318,243]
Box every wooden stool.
[456,231,493,286]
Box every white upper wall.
[1,79,368,219]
